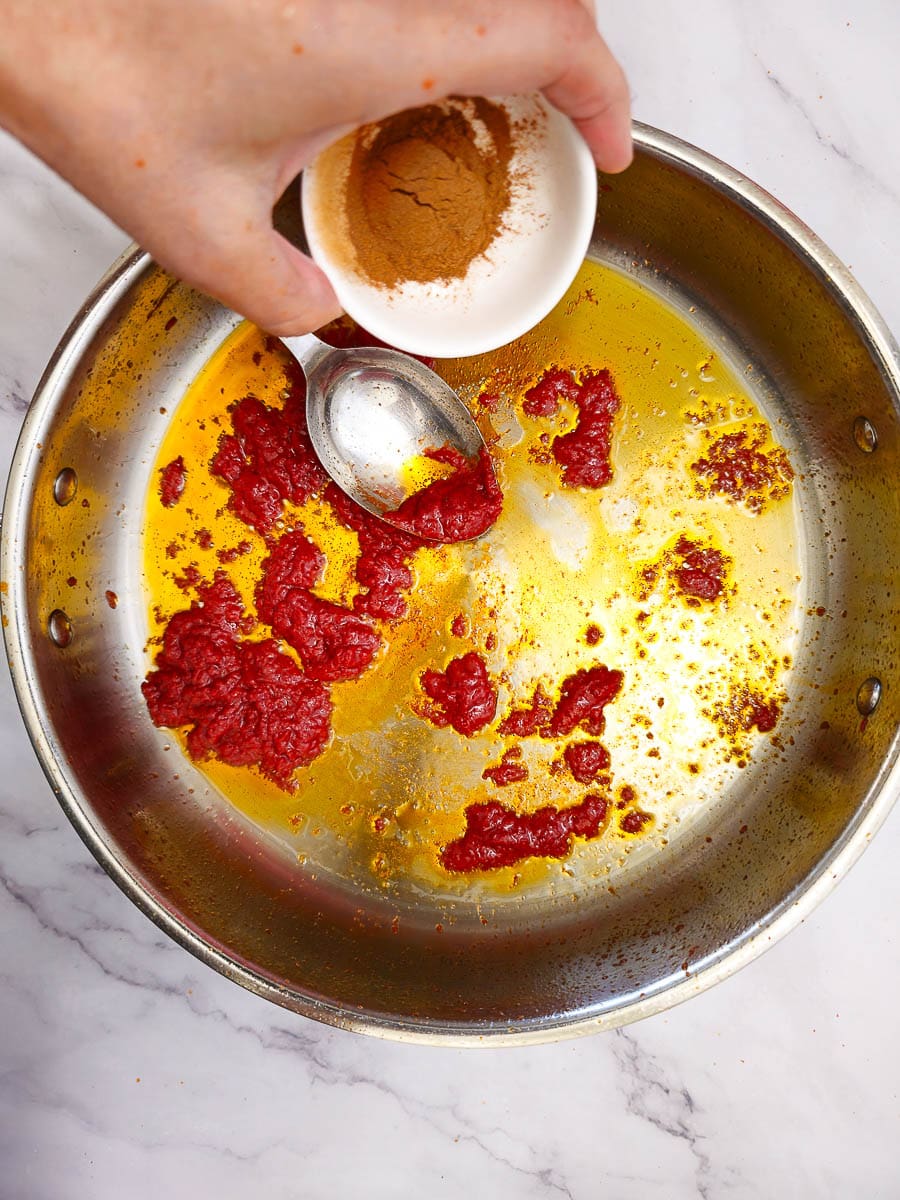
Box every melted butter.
[143,260,802,902]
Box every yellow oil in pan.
[142,259,801,902]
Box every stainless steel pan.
[2,124,899,1043]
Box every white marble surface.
[2,4,900,1197]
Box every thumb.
[145,184,342,335]
[230,232,343,336]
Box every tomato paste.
[714,685,783,739]
[497,685,552,737]
[159,456,186,507]
[217,540,253,564]
[255,530,381,682]
[441,793,608,871]
[388,446,502,543]
[497,667,622,741]
[142,572,332,787]
[751,702,780,732]
[483,747,528,787]
[256,528,324,593]
[552,370,621,488]
[524,367,621,489]
[547,666,624,738]
[691,427,794,513]
[620,809,652,834]
[672,536,727,603]
[523,368,581,417]
[450,614,468,638]
[563,740,611,784]
[419,652,497,736]
[325,483,423,621]
[174,564,202,591]
[210,372,327,533]
[740,695,781,733]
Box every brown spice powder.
[343,98,514,288]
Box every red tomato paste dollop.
[552,370,621,488]
[419,652,497,736]
[482,747,528,787]
[523,368,581,417]
[441,793,609,872]
[142,572,332,787]
[672,536,727,603]
[497,685,553,737]
[499,668,623,740]
[524,368,621,489]
[547,665,624,738]
[260,591,380,683]
[217,540,253,564]
[620,809,653,834]
[325,482,423,621]
[388,446,502,543]
[255,530,381,682]
[210,365,327,532]
[714,686,783,740]
[563,740,611,784]
[159,456,186,507]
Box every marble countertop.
[2,5,899,1197]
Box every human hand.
[0,0,631,334]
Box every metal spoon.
[282,333,492,537]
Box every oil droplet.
[48,609,73,647]
[53,467,78,506]
[856,677,882,717]
[852,416,878,454]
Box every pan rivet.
[852,417,878,454]
[53,467,78,506]
[48,609,73,648]
[856,677,882,716]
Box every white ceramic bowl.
[301,94,597,359]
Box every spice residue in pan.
[141,260,801,895]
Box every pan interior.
[140,259,801,918]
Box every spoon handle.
[280,332,335,378]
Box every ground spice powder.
[343,98,514,288]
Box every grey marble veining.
[2,5,900,1197]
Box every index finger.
[542,23,632,172]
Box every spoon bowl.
[283,333,491,535]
